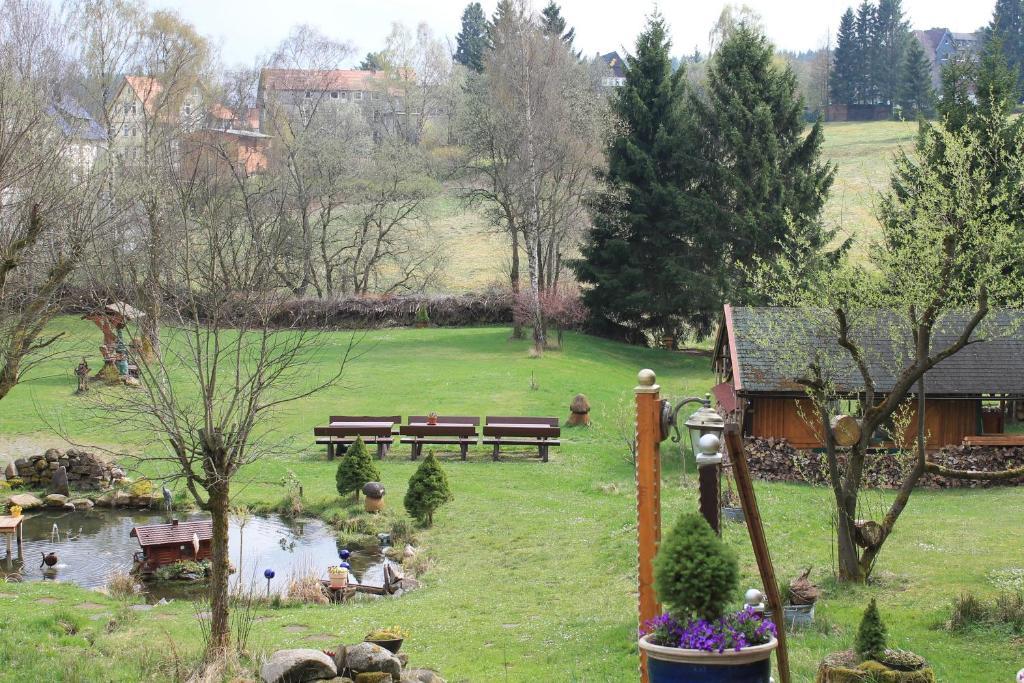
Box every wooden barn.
[712,305,1024,451]
[130,518,213,573]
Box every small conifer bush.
[855,598,888,661]
[335,437,380,501]
[403,450,453,526]
[653,512,738,621]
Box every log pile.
[743,438,1024,489]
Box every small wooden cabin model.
[712,305,1024,451]
[130,518,213,573]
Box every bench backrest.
[408,415,480,425]
[485,416,559,427]
[330,415,401,423]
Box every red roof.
[130,519,212,547]
[260,68,383,93]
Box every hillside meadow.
[0,317,1020,681]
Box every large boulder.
[44,493,69,507]
[8,493,42,510]
[341,643,401,679]
[4,462,16,480]
[260,648,337,683]
[70,498,94,511]
[50,466,70,497]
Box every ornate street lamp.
[661,393,726,534]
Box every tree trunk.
[510,228,523,340]
[206,478,231,659]
[835,488,864,582]
[143,205,162,357]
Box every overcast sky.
[149,0,995,68]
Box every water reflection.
[1,510,385,601]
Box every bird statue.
[40,551,58,568]
[162,487,173,512]
[191,532,200,558]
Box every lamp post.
[662,393,726,534]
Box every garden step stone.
[340,643,401,679]
[44,493,69,507]
[260,648,337,683]
[7,493,42,509]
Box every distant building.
[107,75,206,161]
[47,95,106,171]
[598,51,626,88]
[913,28,982,91]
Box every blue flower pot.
[640,635,777,683]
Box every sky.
[150,0,995,68]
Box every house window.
[354,91,363,101]
[184,104,192,116]
[305,90,312,99]
[124,103,136,115]
[340,91,348,100]
[331,91,339,99]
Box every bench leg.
[460,442,468,460]
[376,442,386,460]
[540,443,549,462]
[411,442,420,461]
[492,442,500,461]
[327,441,335,461]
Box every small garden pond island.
[0,510,386,601]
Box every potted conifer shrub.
[335,437,381,503]
[403,450,452,526]
[639,512,777,682]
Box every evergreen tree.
[694,24,844,304]
[454,2,487,73]
[359,51,387,71]
[987,0,1024,94]
[403,451,453,526]
[571,12,717,340]
[855,598,887,660]
[831,8,859,105]
[898,37,934,117]
[540,1,576,47]
[854,1,877,103]
[335,437,380,502]
[872,0,910,106]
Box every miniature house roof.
[103,302,145,319]
[130,519,212,547]
[714,305,1024,397]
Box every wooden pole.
[635,369,662,683]
[724,422,791,683]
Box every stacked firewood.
[742,438,1024,489]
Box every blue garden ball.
[339,561,350,569]
[339,549,351,560]
[264,569,275,580]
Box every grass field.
[0,318,1022,681]
[433,120,920,291]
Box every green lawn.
[1,318,1021,681]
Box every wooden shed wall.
[143,540,212,568]
[747,397,981,450]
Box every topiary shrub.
[336,438,380,502]
[855,598,887,661]
[403,450,452,526]
[653,511,738,621]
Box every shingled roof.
[130,519,212,547]
[717,305,1024,397]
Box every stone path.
[283,624,307,633]
[75,602,105,610]
[36,597,58,605]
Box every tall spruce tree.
[854,1,877,103]
[540,1,576,47]
[872,0,910,106]
[831,8,859,105]
[571,12,717,341]
[454,2,488,72]
[898,37,934,117]
[987,0,1024,94]
[694,24,843,303]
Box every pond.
[0,509,386,601]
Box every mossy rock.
[354,673,393,683]
[817,657,936,683]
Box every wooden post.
[725,423,791,683]
[635,369,662,683]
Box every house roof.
[122,75,164,115]
[130,519,212,547]
[259,68,382,93]
[716,305,1024,397]
[599,51,625,78]
[48,96,106,142]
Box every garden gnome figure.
[566,393,590,427]
[75,358,90,393]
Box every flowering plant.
[641,608,776,653]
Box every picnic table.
[482,416,560,462]
[314,415,399,460]
[0,516,24,560]
[399,416,480,460]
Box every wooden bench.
[962,434,1024,447]
[399,416,480,460]
[482,416,560,462]
[314,415,400,460]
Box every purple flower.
[641,610,777,652]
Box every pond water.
[0,509,386,601]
